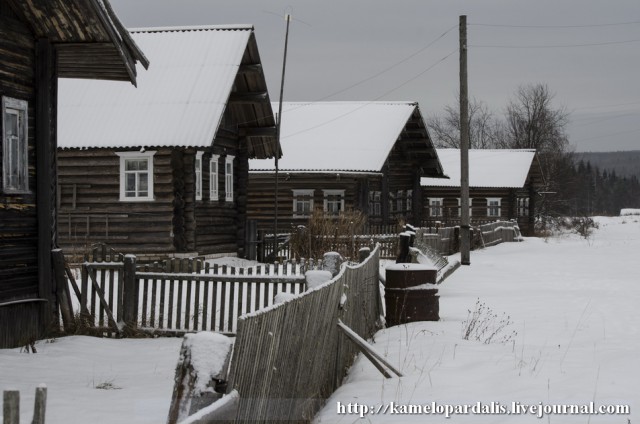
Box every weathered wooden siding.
[247,172,371,231]
[57,147,177,255]
[0,8,39,305]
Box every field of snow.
[1,216,637,423]
[315,216,638,423]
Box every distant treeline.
[549,153,640,216]
[575,151,640,180]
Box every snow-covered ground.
[315,216,639,423]
[1,216,637,423]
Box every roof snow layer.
[249,102,417,173]
[421,148,536,188]
[58,25,252,149]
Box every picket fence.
[70,254,325,335]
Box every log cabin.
[0,0,148,348]
[420,149,544,235]
[57,26,279,260]
[248,101,445,232]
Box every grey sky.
[111,0,640,152]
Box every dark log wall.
[57,147,177,256]
[0,8,39,304]
[247,172,371,232]
[193,127,244,256]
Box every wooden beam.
[229,91,268,104]
[239,127,277,138]
[238,63,263,74]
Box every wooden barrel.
[385,264,437,288]
[385,265,439,326]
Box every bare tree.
[428,97,503,149]
[501,83,570,154]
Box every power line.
[471,38,640,49]
[282,49,458,140]
[470,20,640,29]
[237,25,457,127]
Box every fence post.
[122,254,138,328]
[51,249,74,332]
[3,390,19,424]
[33,385,47,424]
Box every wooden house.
[420,149,543,235]
[57,26,279,259]
[0,0,148,348]
[248,102,444,231]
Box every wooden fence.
[2,387,47,424]
[217,245,382,422]
[67,250,325,335]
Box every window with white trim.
[225,155,234,202]
[116,151,156,201]
[457,198,473,217]
[2,96,29,193]
[517,197,529,217]
[293,189,314,217]
[210,155,219,201]
[406,190,413,212]
[487,197,501,217]
[323,189,345,215]
[195,151,203,200]
[428,197,443,217]
[397,190,404,212]
[368,191,381,216]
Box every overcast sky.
[110,0,640,152]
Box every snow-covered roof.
[58,25,253,149]
[421,149,536,188]
[249,102,419,172]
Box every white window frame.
[517,197,529,217]
[210,155,219,201]
[2,96,29,193]
[195,151,204,201]
[406,190,413,212]
[428,197,443,217]
[457,197,473,217]
[293,189,314,218]
[487,197,501,217]
[225,155,235,202]
[323,189,345,215]
[397,190,404,212]
[373,191,381,216]
[116,151,156,202]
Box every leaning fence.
[220,245,382,422]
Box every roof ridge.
[130,24,254,33]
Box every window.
[406,190,412,212]
[369,191,381,216]
[293,189,314,217]
[225,155,234,202]
[2,97,28,193]
[428,198,443,217]
[457,198,473,217]
[323,189,345,215]
[195,151,203,200]
[210,155,219,200]
[397,190,404,212]
[517,197,529,217]
[116,151,156,201]
[389,192,395,214]
[487,197,501,217]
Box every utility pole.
[274,14,291,255]
[459,15,471,265]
